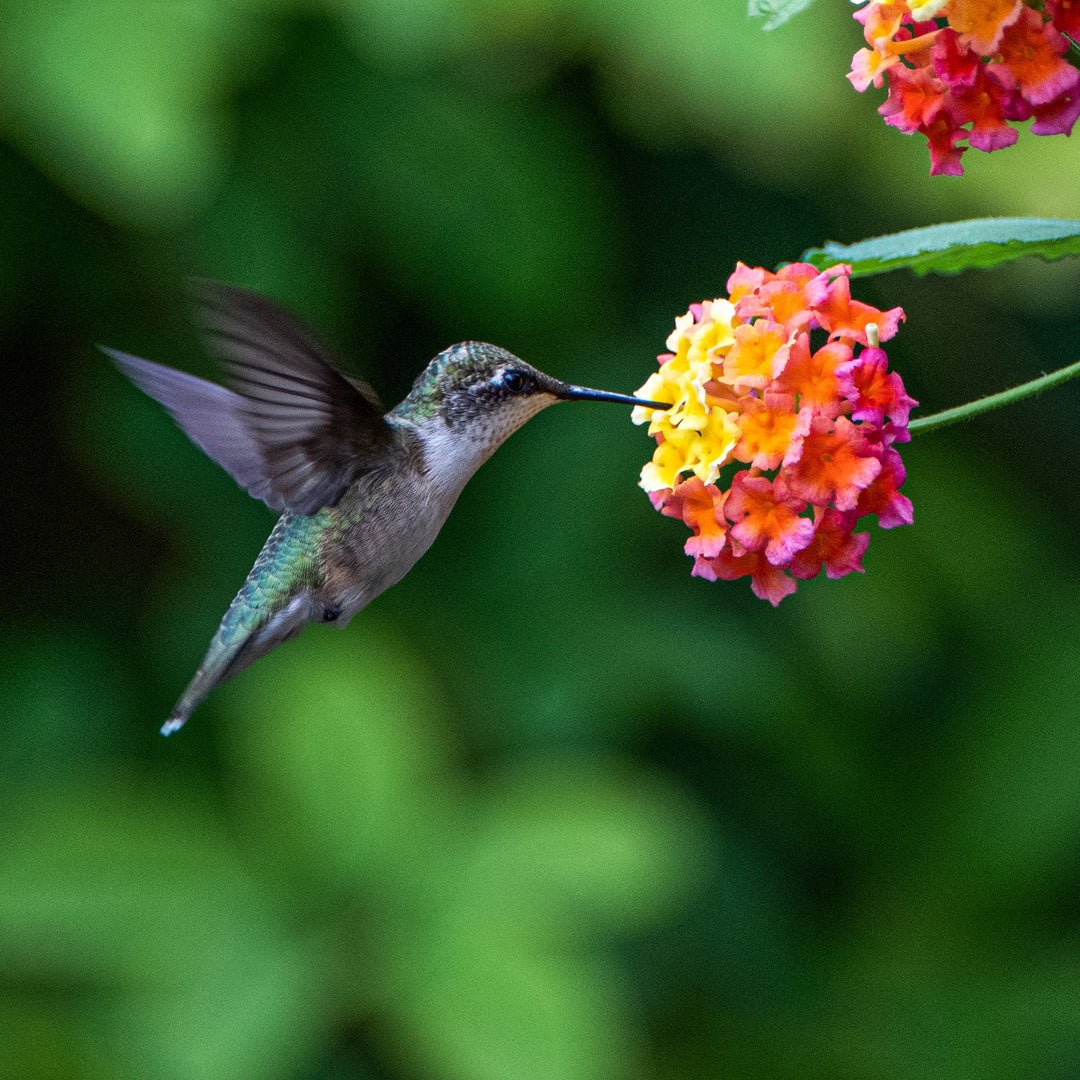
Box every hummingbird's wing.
[105,283,396,516]
[104,346,275,501]
[190,279,385,412]
[190,280,394,514]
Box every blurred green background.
[4,1,1080,1078]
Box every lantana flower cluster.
[849,0,1080,175]
[633,263,916,606]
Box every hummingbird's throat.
[420,396,555,498]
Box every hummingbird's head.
[403,341,668,434]
[401,341,670,497]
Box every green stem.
[909,357,1080,435]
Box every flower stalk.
[909,356,1080,434]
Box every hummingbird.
[105,281,668,735]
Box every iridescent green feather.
[218,511,326,644]
[161,511,327,733]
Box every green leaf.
[747,0,819,30]
[802,218,1080,278]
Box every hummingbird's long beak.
[558,384,670,409]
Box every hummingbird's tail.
[161,626,256,736]
[161,513,323,734]
[160,598,311,735]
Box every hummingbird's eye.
[502,370,527,394]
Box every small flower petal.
[947,0,1023,54]
[855,446,915,527]
[776,336,849,416]
[734,393,812,470]
[723,322,790,390]
[790,509,871,580]
[996,6,1079,107]
[1030,86,1080,135]
[812,272,906,344]
[785,416,883,511]
[694,547,799,606]
[835,347,919,426]
[1047,0,1080,37]
[725,472,816,566]
[661,477,729,558]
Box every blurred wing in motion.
[104,282,395,515]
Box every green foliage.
[803,218,1080,278]
[0,771,324,1080]
[747,0,819,32]
[0,0,275,227]
[3,1,1080,1079]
